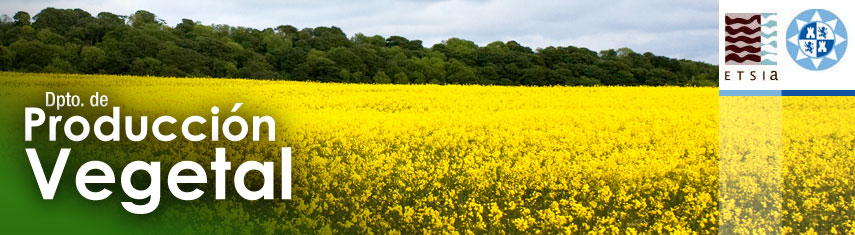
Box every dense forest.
[0,8,718,86]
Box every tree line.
[0,8,718,86]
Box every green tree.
[78,46,106,73]
[393,71,409,84]
[0,7,720,87]
[43,57,74,73]
[32,8,92,35]
[338,69,353,83]
[129,10,161,28]
[328,47,364,73]
[174,19,197,36]
[547,68,573,85]
[0,45,14,70]
[446,59,477,84]
[130,57,161,75]
[275,25,298,39]
[305,49,337,82]
[157,43,209,77]
[309,26,350,50]
[13,11,30,26]
[36,29,64,45]
[438,37,478,65]
[237,51,277,79]
[8,39,62,70]
[646,68,677,86]
[373,71,391,84]
[567,76,601,86]
[212,60,237,78]
[414,56,445,83]
[524,67,547,85]
[351,71,365,83]
[353,33,386,47]
[410,71,426,84]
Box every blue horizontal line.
[720,90,855,96]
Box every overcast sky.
[1,0,718,64]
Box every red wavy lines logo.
[725,14,763,65]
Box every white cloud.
[0,0,717,63]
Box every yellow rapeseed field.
[782,97,855,234]
[1,72,852,234]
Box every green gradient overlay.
[0,89,155,234]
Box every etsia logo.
[725,13,778,65]
[787,9,848,70]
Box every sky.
[0,0,718,64]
